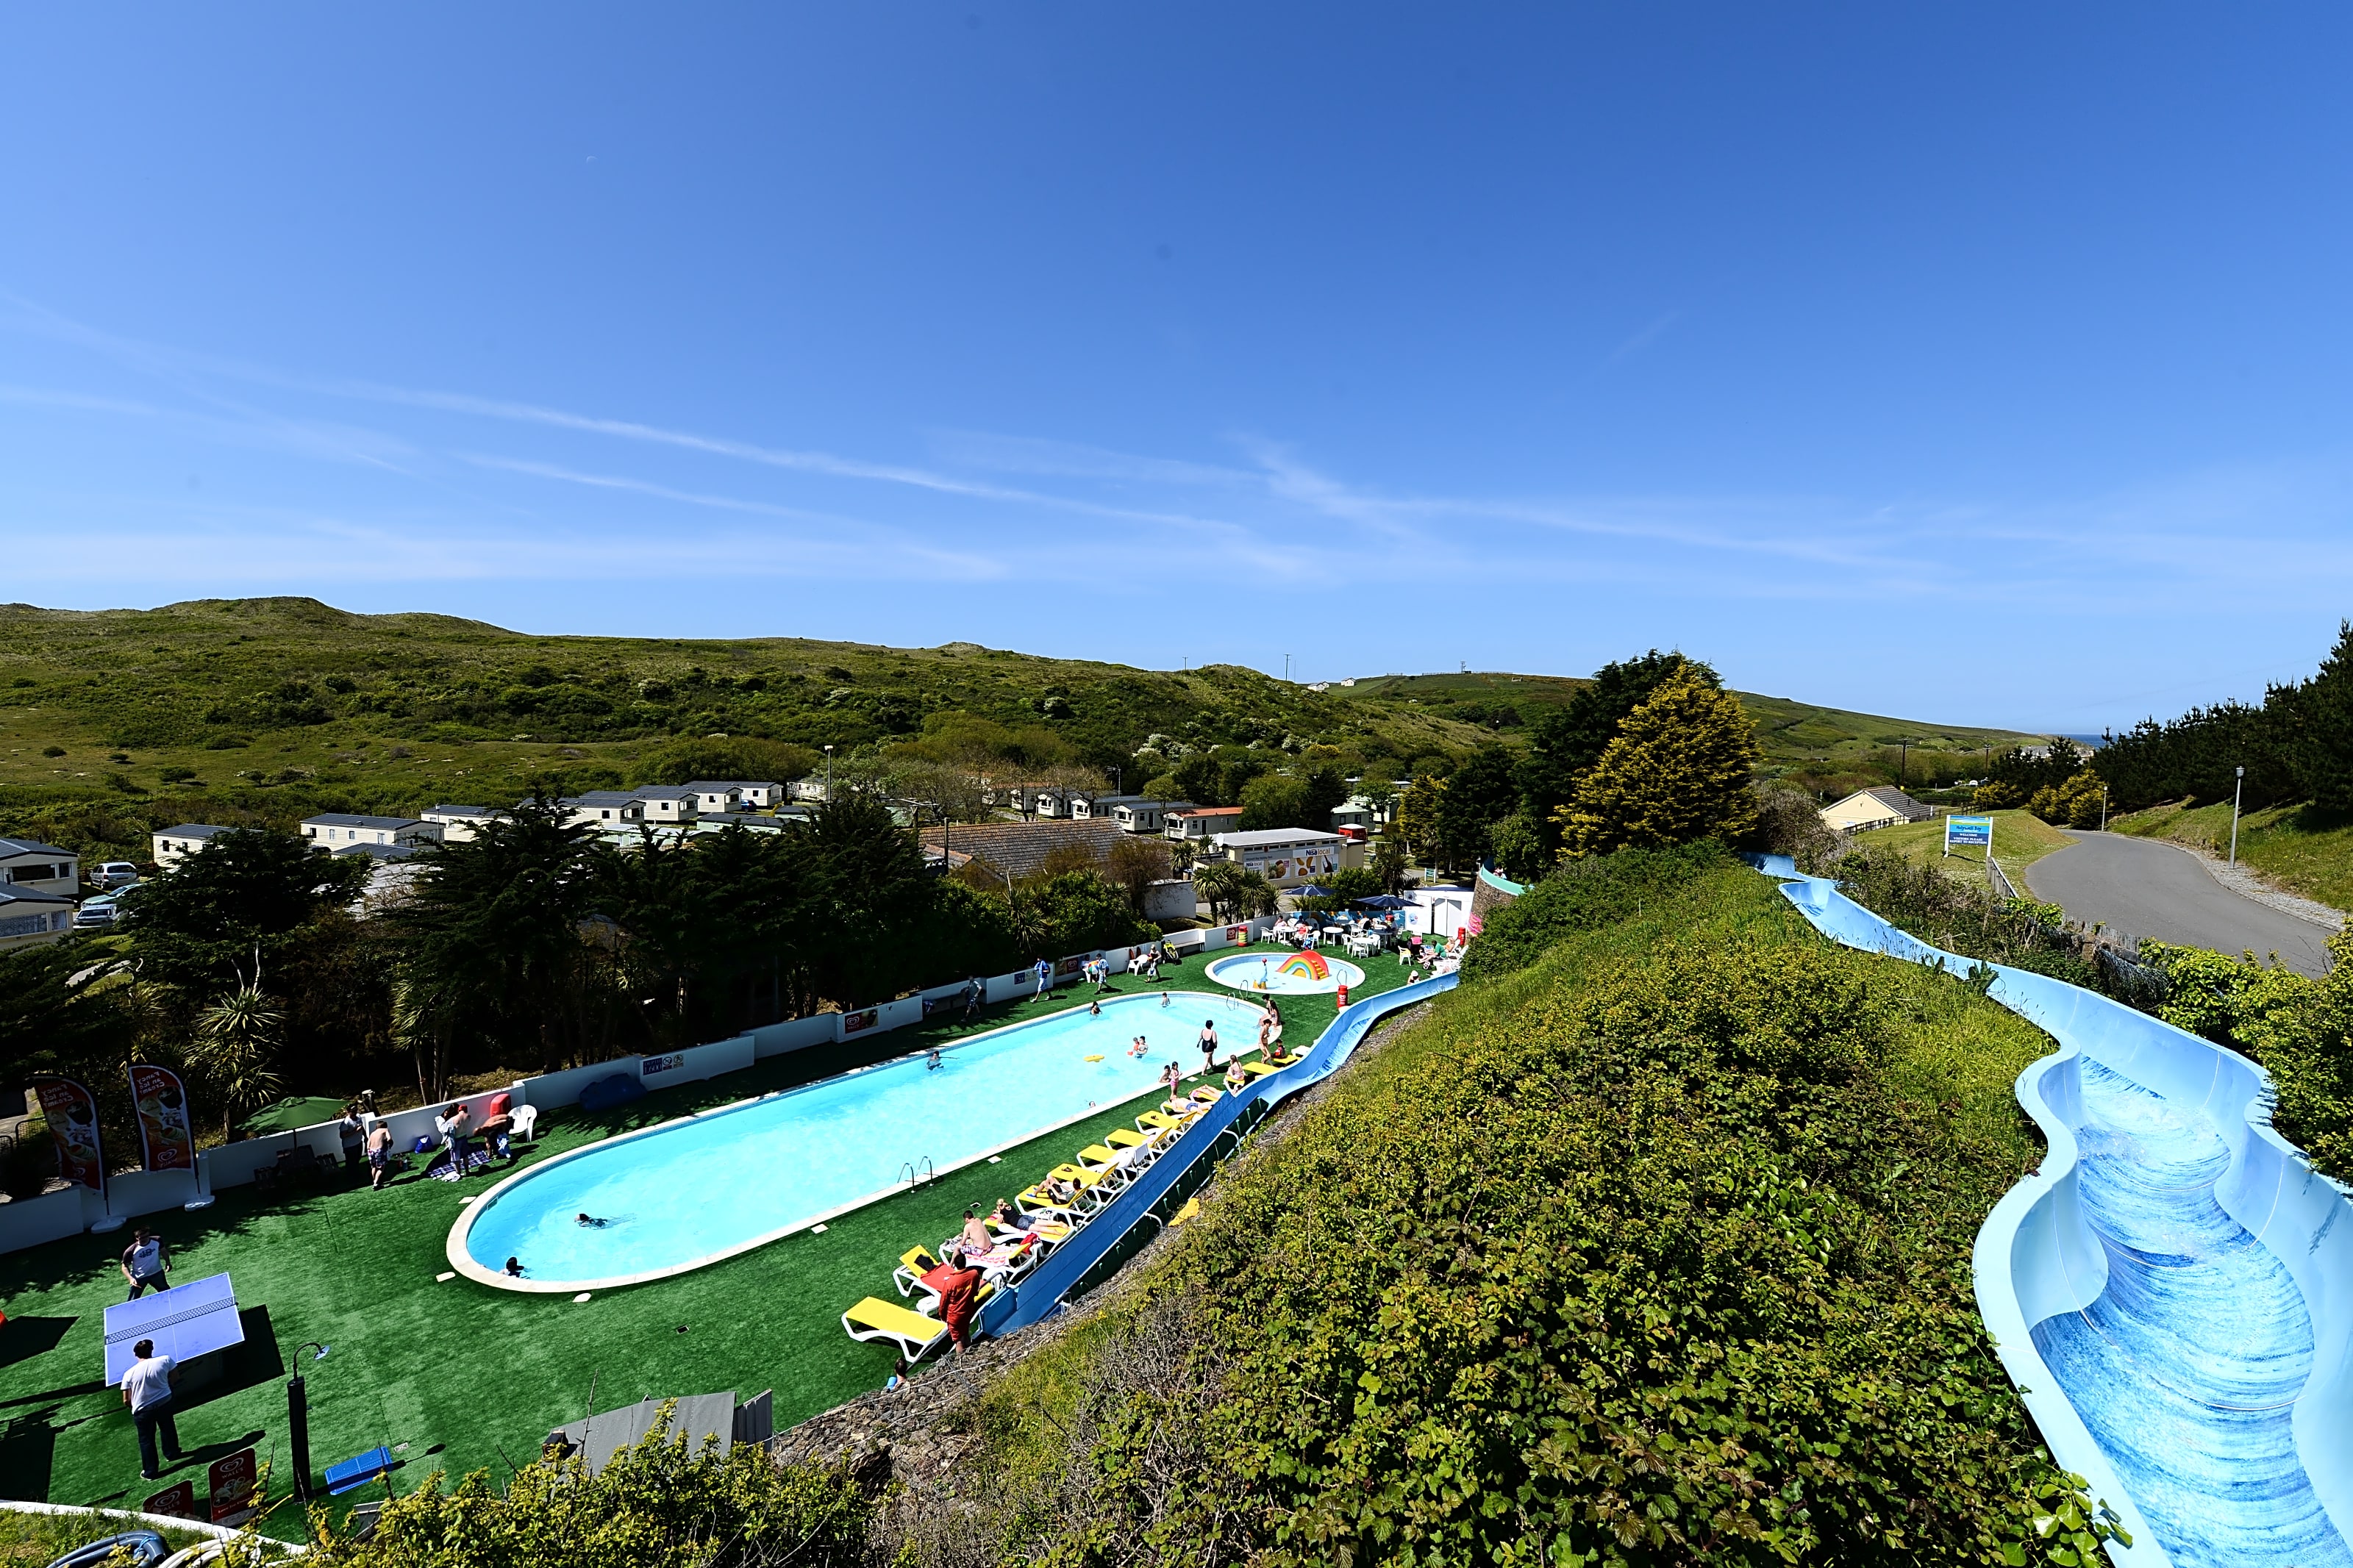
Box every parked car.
[93,862,140,889]
[73,897,118,928]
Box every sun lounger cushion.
[842,1297,951,1360]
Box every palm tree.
[189,983,284,1140]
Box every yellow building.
[1818,786,1933,835]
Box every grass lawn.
[2113,799,2353,914]
[1846,807,2076,891]
[0,943,1410,1538]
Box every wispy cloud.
[6,295,2352,620]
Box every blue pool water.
[462,992,1266,1286]
[1206,951,1366,995]
[2029,1060,2352,1567]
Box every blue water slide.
[981,973,1457,1338]
[1763,858,2353,1568]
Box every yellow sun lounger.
[893,1245,941,1297]
[1238,1059,1280,1078]
[842,1296,952,1361]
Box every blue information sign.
[1944,815,1993,851]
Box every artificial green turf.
[0,943,1410,1537]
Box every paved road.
[2024,831,2334,975]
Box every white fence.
[1,915,1285,1255]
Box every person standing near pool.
[1033,957,1051,998]
[1197,1019,1220,1077]
[365,1119,395,1190]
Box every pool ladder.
[897,1156,935,1188]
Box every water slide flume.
[1766,859,2353,1568]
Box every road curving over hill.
[2025,829,2334,976]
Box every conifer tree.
[1554,665,1762,856]
[2287,620,2353,813]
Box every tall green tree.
[189,982,285,1139]
[387,794,613,1076]
[2287,619,2353,814]
[1515,651,1699,850]
[0,940,131,1084]
[1432,745,1521,871]
[1557,665,1763,856]
[119,828,371,1000]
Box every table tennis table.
[103,1272,245,1392]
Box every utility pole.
[1899,737,1912,788]
[2229,765,2245,865]
[824,745,834,804]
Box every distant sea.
[2057,733,2106,749]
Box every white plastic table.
[103,1272,244,1387]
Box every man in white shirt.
[121,1336,184,1480]
[118,1229,170,1300]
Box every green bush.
[2137,932,2353,1179]
[1459,840,1731,980]
[974,864,2115,1567]
[302,1408,874,1567]
[1832,846,2102,991]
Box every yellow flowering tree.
[1554,665,1762,856]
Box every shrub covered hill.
[293,847,2113,1568]
[0,598,2035,859]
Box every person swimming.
[1089,998,1101,1016]
[926,1048,943,1071]
[504,1256,525,1277]
[1129,1034,1149,1056]
[576,1213,610,1228]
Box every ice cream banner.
[31,1077,107,1194]
[127,1063,196,1172]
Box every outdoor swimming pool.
[1205,950,1365,995]
[452,991,1267,1290]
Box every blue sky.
[4,6,2350,731]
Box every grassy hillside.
[947,856,2081,1567]
[0,598,2041,862]
[1344,669,2038,787]
[2112,798,2353,913]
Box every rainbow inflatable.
[1277,951,1329,981]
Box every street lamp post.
[287,1341,330,1501]
[2099,786,2109,832]
[824,745,834,804]
[2229,765,2245,865]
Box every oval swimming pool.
[1206,950,1366,995]
[451,992,1267,1291]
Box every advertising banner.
[143,1481,199,1520]
[208,1447,260,1522]
[841,1007,880,1037]
[126,1063,196,1172]
[31,1077,106,1195]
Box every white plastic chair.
[510,1104,539,1142]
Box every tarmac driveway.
[2024,831,2333,976]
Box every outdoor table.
[104,1273,245,1397]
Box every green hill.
[0,598,2044,860]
